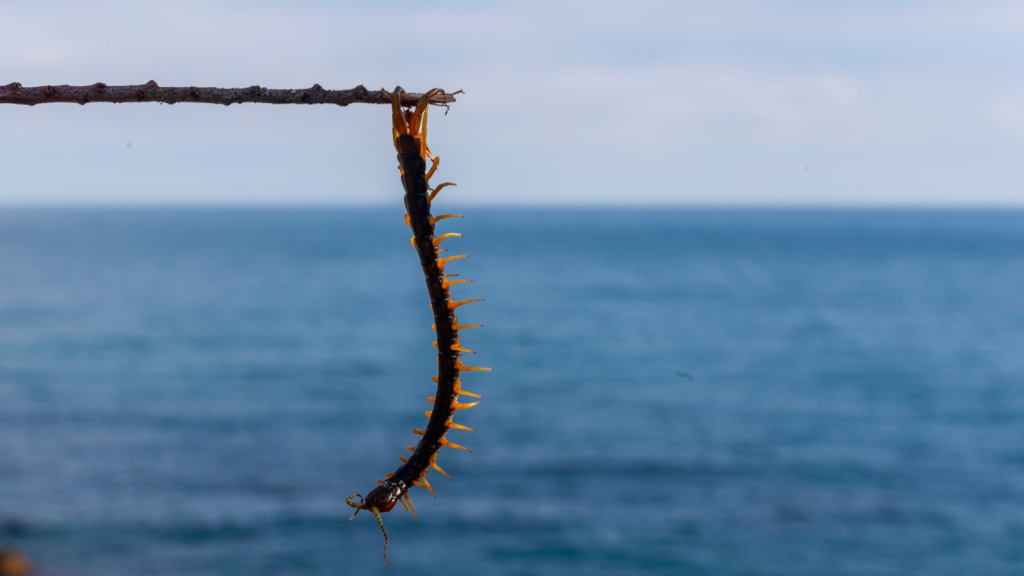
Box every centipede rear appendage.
[346,87,488,566]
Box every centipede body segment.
[346,87,488,566]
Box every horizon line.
[0,203,1022,211]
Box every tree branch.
[0,81,458,107]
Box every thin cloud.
[1,0,1022,205]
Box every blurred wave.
[0,208,1022,575]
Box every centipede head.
[346,479,407,566]
[366,479,406,512]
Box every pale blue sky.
[2,1,1023,206]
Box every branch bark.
[0,81,457,107]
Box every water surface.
[0,209,1022,575]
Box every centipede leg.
[404,492,418,521]
[431,461,451,480]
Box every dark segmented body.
[395,132,459,484]
[360,133,458,508]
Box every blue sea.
[0,209,1022,575]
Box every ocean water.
[0,208,1023,576]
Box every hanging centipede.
[0,80,467,568]
[345,87,489,566]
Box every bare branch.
[0,81,458,107]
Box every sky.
[1,0,1023,206]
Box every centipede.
[345,87,489,566]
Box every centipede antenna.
[346,494,367,520]
[370,507,392,568]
